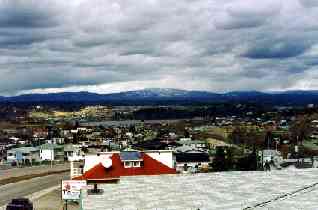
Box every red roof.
[74,153,176,180]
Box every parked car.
[6,198,33,210]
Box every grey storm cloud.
[242,38,312,59]
[0,0,318,95]
[299,0,318,8]
[0,0,60,28]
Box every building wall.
[7,151,16,163]
[40,149,55,160]
[176,162,209,172]
[83,153,114,172]
[20,151,40,163]
[30,151,41,162]
[70,160,84,178]
[7,150,40,163]
[83,151,175,172]
[146,151,175,168]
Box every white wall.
[7,151,16,162]
[40,149,55,160]
[82,151,175,173]
[146,151,175,168]
[67,147,84,161]
[83,153,114,172]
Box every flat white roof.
[82,169,318,210]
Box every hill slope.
[1,88,318,106]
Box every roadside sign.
[62,180,86,200]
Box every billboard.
[62,180,87,200]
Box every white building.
[70,150,175,179]
[64,144,84,161]
[39,143,64,161]
[259,149,283,169]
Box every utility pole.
[262,150,264,171]
[275,137,280,151]
[51,149,53,168]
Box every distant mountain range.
[2,88,318,106]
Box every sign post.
[80,190,83,210]
[61,180,87,210]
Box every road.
[0,172,69,206]
[0,164,69,182]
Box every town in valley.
[1,97,318,209]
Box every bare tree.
[289,115,312,145]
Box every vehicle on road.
[6,198,33,210]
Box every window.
[133,161,140,167]
[124,161,132,168]
[124,161,141,168]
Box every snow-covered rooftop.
[82,168,318,210]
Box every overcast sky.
[1,0,318,95]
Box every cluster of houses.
[5,144,82,166]
[0,121,218,172]
[2,112,318,173]
[0,126,93,165]
[3,137,214,174]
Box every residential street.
[0,172,68,207]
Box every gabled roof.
[74,153,176,181]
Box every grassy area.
[303,139,318,150]
[53,111,74,118]
[29,111,51,119]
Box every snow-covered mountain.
[109,88,220,99]
[125,88,192,97]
